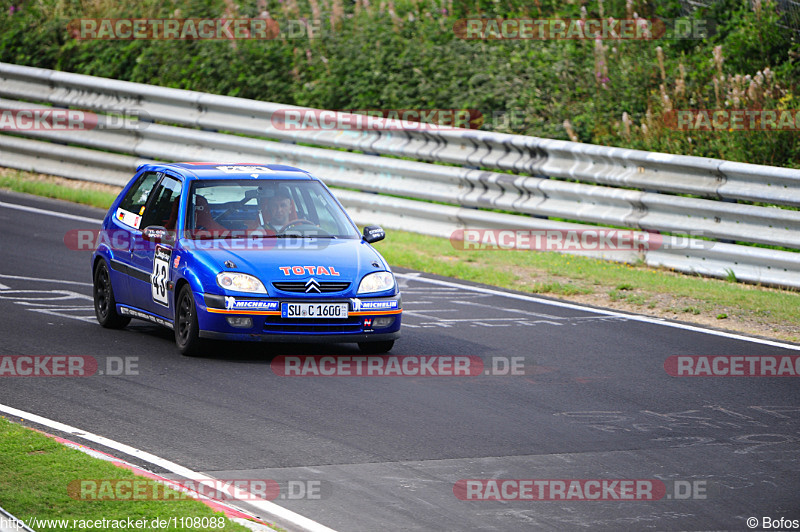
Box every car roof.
[135,162,316,182]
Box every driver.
[266,190,295,227]
[255,189,298,230]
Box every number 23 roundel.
[151,245,171,307]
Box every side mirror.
[142,226,175,245]
[362,225,385,243]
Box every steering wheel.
[279,219,317,232]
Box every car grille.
[272,281,351,293]
[263,316,363,334]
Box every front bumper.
[197,293,402,343]
[199,330,400,343]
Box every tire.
[93,260,130,329]
[358,340,395,354]
[175,284,203,356]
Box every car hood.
[183,238,391,297]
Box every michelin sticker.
[350,298,399,311]
[224,297,279,311]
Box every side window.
[291,189,311,221]
[118,171,162,226]
[140,176,183,230]
[307,188,343,234]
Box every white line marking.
[0,199,103,224]
[0,282,9,289]
[452,299,564,319]
[0,290,92,301]
[403,293,481,299]
[400,288,461,292]
[0,404,338,532]
[48,438,266,526]
[15,302,94,308]
[395,273,800,351]
[25,309,96,322]
[416,317,561,323]
[401,311,451,320]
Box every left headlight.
[216,272,267,293]
[357,271,395,294]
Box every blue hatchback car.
[91,162,401,355]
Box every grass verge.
[0,416,263,532]
[0,170,120,209]
[1,167,798,343]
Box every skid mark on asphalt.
[554,405,800,456]
[401,281,628,329]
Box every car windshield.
[185,179,360,239]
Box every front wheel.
[93,260,130,329]
[358,340,394,354]
[175,285,203,356]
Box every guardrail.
[1,62,799,288]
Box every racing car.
[91,162,401,355]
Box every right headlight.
[216,272,267,293]
[357,272,395,294]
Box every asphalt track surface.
[0,189,799,531]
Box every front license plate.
[281,303,349,319]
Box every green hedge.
[0,0,797,167]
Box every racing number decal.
[151,245,171,307]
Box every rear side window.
[118,171,162,221]
[140,175,182,230]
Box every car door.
[129,172,183,316]
[109,170,163,306]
